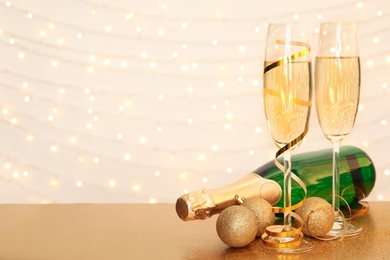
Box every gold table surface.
[0,202,388,259]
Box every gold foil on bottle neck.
[176,189,216,221]
[175,174,282,221]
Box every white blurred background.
[0,0,388,203]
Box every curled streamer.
[341,186,369,218]
[261,40,311,249]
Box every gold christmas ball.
[241,197,275,237]
[295,197,334,238]
[216,205,258,247]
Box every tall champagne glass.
[262,23,313,252]
[315,22,362,237]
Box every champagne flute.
[262,23,313,252]
[315,22,362,237]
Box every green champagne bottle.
[254,145,375,208]
[176,146,375,221]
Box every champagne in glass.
[315,22,362,237]
[262,23,313,252]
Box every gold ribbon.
[351,200,369,217]
[341,186,369,218]
[263,40,311,74]
[262,39,311,249]
[263,88,311,107]
[262,228,303,248]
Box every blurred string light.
[0,149,150,203]
[0,1,388,47]
[59,0,382,23]
[0,103,272,154]
[0,68,262,100]
[5,100,388,170]
[0,15,388,65]
[0,33,263,71]
[0,0,388,204]
[0,62,388,115]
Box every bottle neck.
[209,173,281,214]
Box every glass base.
[261,228,315,253]
[327,213,363,238]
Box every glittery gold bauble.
[241,197,275,237]
[295,197,334,237]
[216,205,258,247]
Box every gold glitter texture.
[295,197,334,237]
[216,205,258,247]
[241,198,275,237]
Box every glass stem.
[283,149,292,231]
[332,141,340,213]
